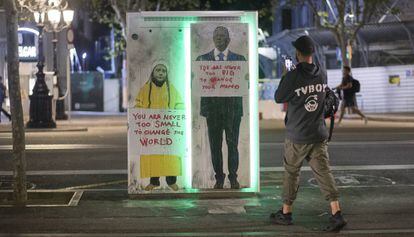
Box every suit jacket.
[196,49,245,118]
[196,49,246,62]
[0,84,6,104]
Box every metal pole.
[34,25,48,95]
[26,24,56,128]
[52,32,58,73]
[53,31,67,120]
[66,50,71,120]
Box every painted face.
[153,64,167,82]
[213,27,230,52]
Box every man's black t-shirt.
[342,75,356,102]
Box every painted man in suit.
[196,26,246,189]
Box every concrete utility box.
[127,11,259,196]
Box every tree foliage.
[289,0,398,66]
[88,0,278,58]
[199,0,277,35]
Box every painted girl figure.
[135,63,184,191]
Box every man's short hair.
[343,66,351,72]
[297,50,312,57]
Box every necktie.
[218,52,225,61]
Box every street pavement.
[0,112,414,236]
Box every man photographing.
[272,36,347,232]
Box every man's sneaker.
[324,211,347,232]
[230,180,240,189]
[214,181,224,189]
[269,210,293,225]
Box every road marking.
[62,180,127,190]
[203,199,259,214]
[319,184,414,188]
[261,140,414,147]
[4,184,414,193]
[68,191,83,207]
[0,190,81,207]
[335,132,414,135]
[261,164,414,172]
[2,229,414,236]
[0,169,127,176]
[1,164,414,176]
[208,205,246,214]
[1,140,413,151]
[342,229,414,235]
[0,144,125,150]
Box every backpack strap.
[328,111,335,142]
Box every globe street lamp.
[18,0,74,127]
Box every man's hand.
[282,63,287,76]
[282,62,296,76]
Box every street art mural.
[127,12,259,195]
[191,23,250,189]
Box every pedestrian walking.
[0,76,12,123]
[272,36,347,232]
[336,66,368,125]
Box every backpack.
[324,87,340,141]
[351,79,360,93]
[0,84,5,102]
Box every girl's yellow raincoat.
[135,80,183,178]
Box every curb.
[0,127,88,133]
[366,116,414,123]
[344,116,414,123]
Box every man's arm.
[336,82,352,90]
[342,82,352,89]
[274,72,295,103]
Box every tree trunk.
[334,30,350,68]
[5,0,27,207]
[339,35,349,67]
[110,0,127,38]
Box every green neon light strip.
[175,13,258,192]
[243,12,260,192]
[184,20,196,190]
[167,23,187,190]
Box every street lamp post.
[52,31,60,119]
[47,8,74,120]
[18,0,73,127]
[28,12,56,128]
